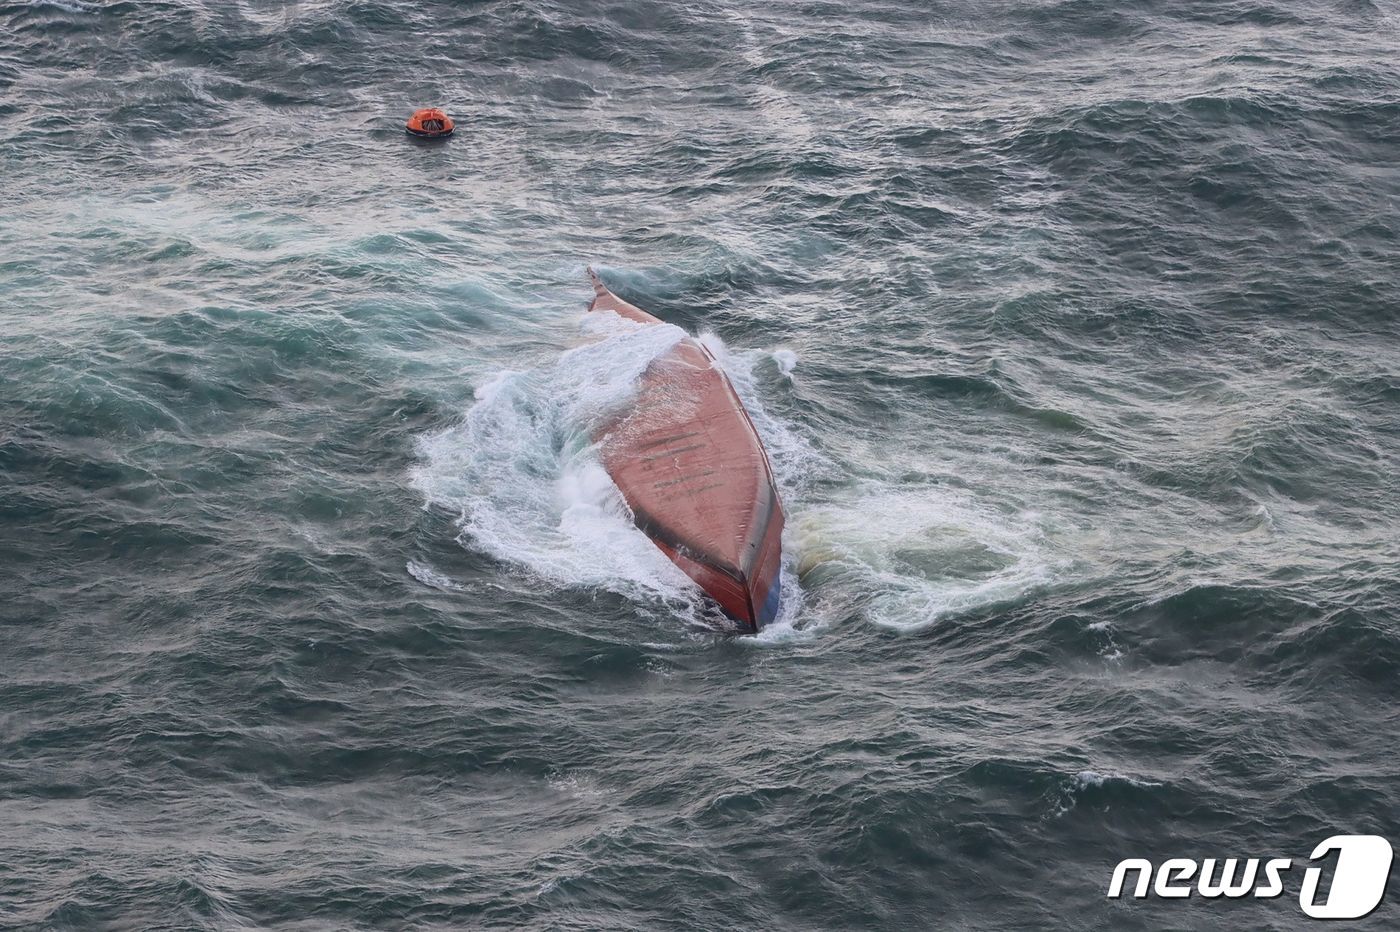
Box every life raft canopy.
[406,107,454,138]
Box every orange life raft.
[405,108,454,138]
[588,270,784,631]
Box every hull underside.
[588,270,783,630]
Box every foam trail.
[793,484,1071,632]
[413,313,708,613]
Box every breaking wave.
[412,311,702,611]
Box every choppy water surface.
[3,0,1399,928]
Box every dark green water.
[3,1,1399,928]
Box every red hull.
[588,270,783,630]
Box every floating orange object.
[405,107,454,138]
[587,269,785,631]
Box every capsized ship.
[588,270,783,631]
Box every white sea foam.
[27,0,98,12]
[413,313,827,633]
[414,308,1076,637]
[1048,769,1164,818]
[772,348,799,378]
[1074,770,1162,790]
[405,560,467,592]
[412,313,703,611]
[792,484,1070,632]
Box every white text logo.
[1107,835,1393,920]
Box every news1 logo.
[1107,835,1393,920]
